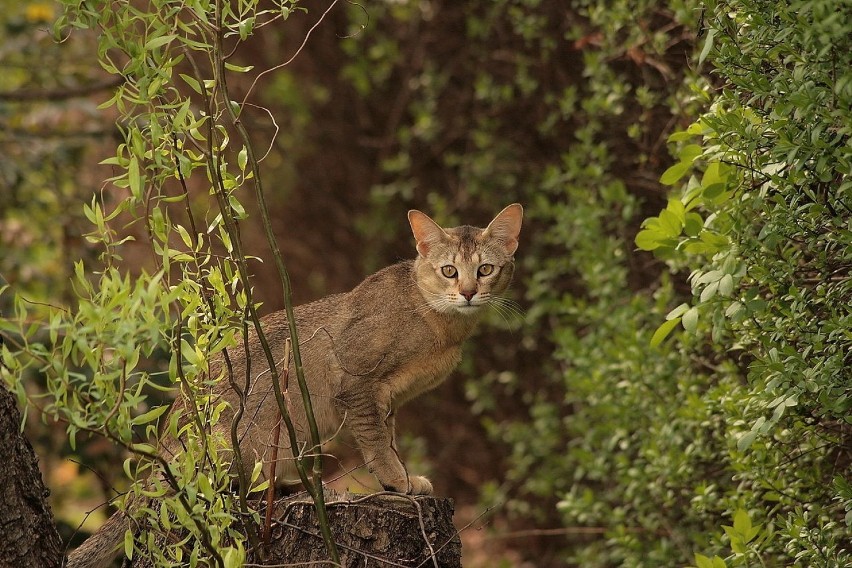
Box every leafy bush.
[635,0,851,565]
[342,0,850,565]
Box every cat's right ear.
[408,210,447,257]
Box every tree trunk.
[0,384,64,568]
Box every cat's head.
[408,204,523,315]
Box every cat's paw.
[407,475,433,495]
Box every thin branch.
[241,0,341,107]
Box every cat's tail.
[66,511,127,568]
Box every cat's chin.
[453,304,482,315]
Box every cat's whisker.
[488,302,516,329]
[485,296,524,330]
[415,283,444,298]
[490,295,524,316]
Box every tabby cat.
[67,203,523,568]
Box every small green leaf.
[666,303,690,320]
[698,27,717,66]
[144,34,177,50]
[733,509,751,535]
[198,473,214,500]
[238,146,248,172]
[635,228,663,251]
[700,280,719,302]
[224,62,254,73]
[678,144,702,163]
[659,209,683,235]
[660,161,691,185]
[222,543,245,568]
[132,405,169,426]
[176,225,193,248]
[737,430,758,451]
[701,161,725,186]
[668,130,694,142]
[718,273,734,296]
[180,73,202,94]
[124,529,134,560]
[682,307,699,332]
[684,212,703,236]
[128,156,143,199]
[651,317,680,347]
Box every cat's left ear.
[408,209,449,257]
[484,203,523,255]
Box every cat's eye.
[477,264,494,277]
[441,265,458,278]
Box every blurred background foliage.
[0,0,849,566]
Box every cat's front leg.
[338,393,433,495]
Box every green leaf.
[128,156,143,200]
[197,473,214,501]
[718,273,734,296]
[700,280,719,302]
[651,317,680,347]
[698,27,717,66]
[701,161,725,187]
[737,430,758,451]
[238,146,248,172]
[222,543,245,568]
[635,228,663,251]
[684,212,703,237]
[666,198,686,224]
[144,34,177,50]
[668,130,695,142]
[679,144,703,163]
[733,509,751,535]
[660,161,691,185]
[132,405,169,426]
[224,62,254,73]
[682,307,699,332]
[666,303,690,320]
[180,73,202,94]
[176,224,193,248]
[124,529,134,560]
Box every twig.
[241,0,341,107]
[264,340,290,545]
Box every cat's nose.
[460,290,476,302]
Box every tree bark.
[0,384,64,568]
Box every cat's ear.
[484,203,523,255]
[408,210,449,257]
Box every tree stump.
[130,489,462,567]
[256,490,462,567]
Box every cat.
[67,203,523,567]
